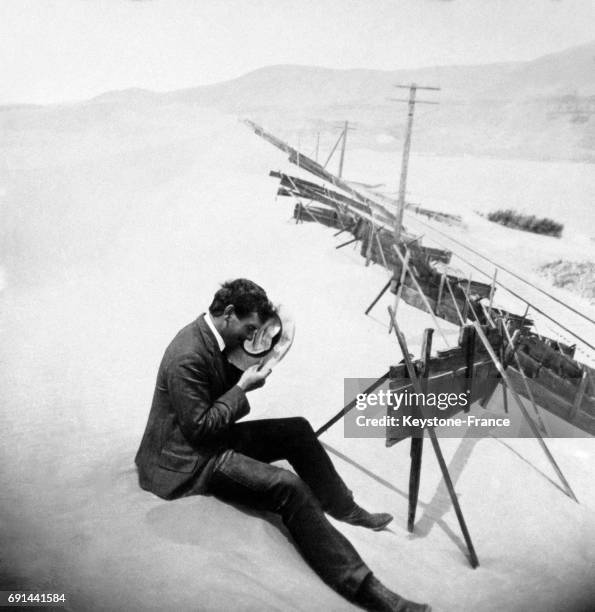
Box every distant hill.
[483,41,595,99]
[7,41,595,162]
[164,40,595,109]
[163,40,595,162]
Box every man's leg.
[208,442,431,611]
[227,417,392,528]
[208,449,371,599]
[227,417,353,516]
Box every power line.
[405,212,595,326]
[403,213,595,350]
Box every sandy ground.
[1,104,594,611]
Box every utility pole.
[391,84,440,243]
[324,121,355,175]
[315,131,320,162]
[338,120,348,178]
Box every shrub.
[487,208,563,237]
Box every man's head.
[208,278,275,349]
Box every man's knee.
[272,469,316,512]
[275,469,309,496]
[288,416,315,437]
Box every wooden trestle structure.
[245,118,594,565]
[245,119,595,439]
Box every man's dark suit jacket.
[135,314,249,499]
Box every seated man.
[135,278,430,612]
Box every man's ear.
[223,304,235,320]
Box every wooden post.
[503,325,550,436]
[408,437,424,532]
[464,325,476,412]
[392,246,450,347]
[388,237,426,333]
[338,121,348,178]
[569,369,589,423]
[389,308,479,568]
[461,275,481,323]
[389,250,411,330]
[472,321,578,503]
[374,228,390,270]
[498,318,509,414]
[365,221,377,267]
[445,276,465,327]
[323,129,345,169]
[392,83,440,243]
[394,86,416,245]
[408,328,434,532]
[336,237,359,250]
[436,273,445,317]
[365,279,393,316]
[488,268,498,317]
[480,302,496,328]
[521,303,531,327]
[501,382,509,414]
[461,274,472,322]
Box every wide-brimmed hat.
[227,304,295,371]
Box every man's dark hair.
[209,278,275,321]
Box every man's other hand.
[237,364,272,392]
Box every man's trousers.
[201,416,372,598]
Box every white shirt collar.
[205,312,226,352]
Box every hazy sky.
[2,0,594,104]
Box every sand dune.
[1,102,594,611]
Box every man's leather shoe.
[354,574,431,612]
[338,505,393,531]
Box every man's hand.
[237,363,272,392]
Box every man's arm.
[168,356,250,445]
[167,357,271,446]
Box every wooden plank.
[507,368,595,436]
[336,237,359,250]
[273,171,374,218]
[516,334,582,379]
[316,371,391,437]
[515,352,585,399]
[386,356,499,445]
[364,279,392,316]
